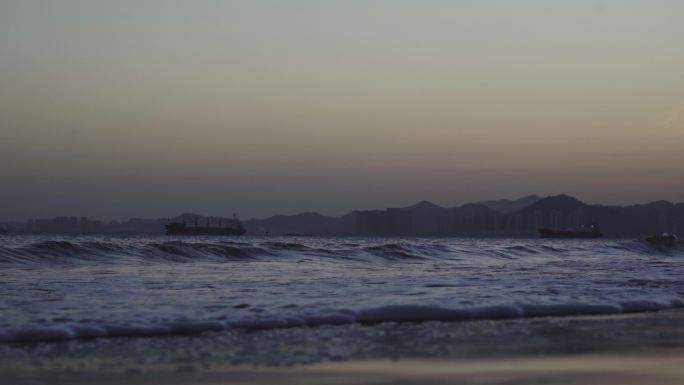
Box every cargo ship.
[165,215,246,236]
[538,224,602,238]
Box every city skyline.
[4,192,682,223]
[7,193,683,238]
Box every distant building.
[532,209,544,231]
[356,208,412,236]
[550,209,563,230]
[385,208,412,236]
[356,210,386,236]
[567,209,586,229]
[32,217,101,234]
[28,216,173,234]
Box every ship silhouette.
[538,224,602,238]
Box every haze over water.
[1,1,684,221]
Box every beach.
[3,309,684,385]
[3,0,683,382]
[2,236,684,384]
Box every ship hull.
[538,228,602,239]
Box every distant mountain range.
[13,194,683,237]
[242,194,683,237]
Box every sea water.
[0,235,682,342]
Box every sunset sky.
[1,1,683,220]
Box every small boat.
[166,215,246,236]
[645,233,678,247]
[538,225,602,239]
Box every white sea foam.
[1,235,683,344]
[1,299,682,343]
[518,303,622,317]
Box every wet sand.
[3,310,684,385]
[5,354,684,385]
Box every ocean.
[1,235,682,343]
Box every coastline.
[3,309,684,385]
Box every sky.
[1,0,683,220]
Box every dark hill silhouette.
[51,195,679,236]
[453,203,494,216]
[243,212,353,235]
[402,200,449,235]
[519,195,615,236]
[513,196,683,237]
[675,203,684,233]
[239,194,684,236]
[620,201,676,235]
[405,200,445,211]
[23,193,683,236]
[447,203,501,236]
[475,195,541,213]
[524,194,588,213]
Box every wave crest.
[1,298,681,343]
[0,238,680,266]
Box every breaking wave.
[0,238,681,266]
[1,298,682,343]
[2,235,684,344]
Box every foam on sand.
[1,298,682,343]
